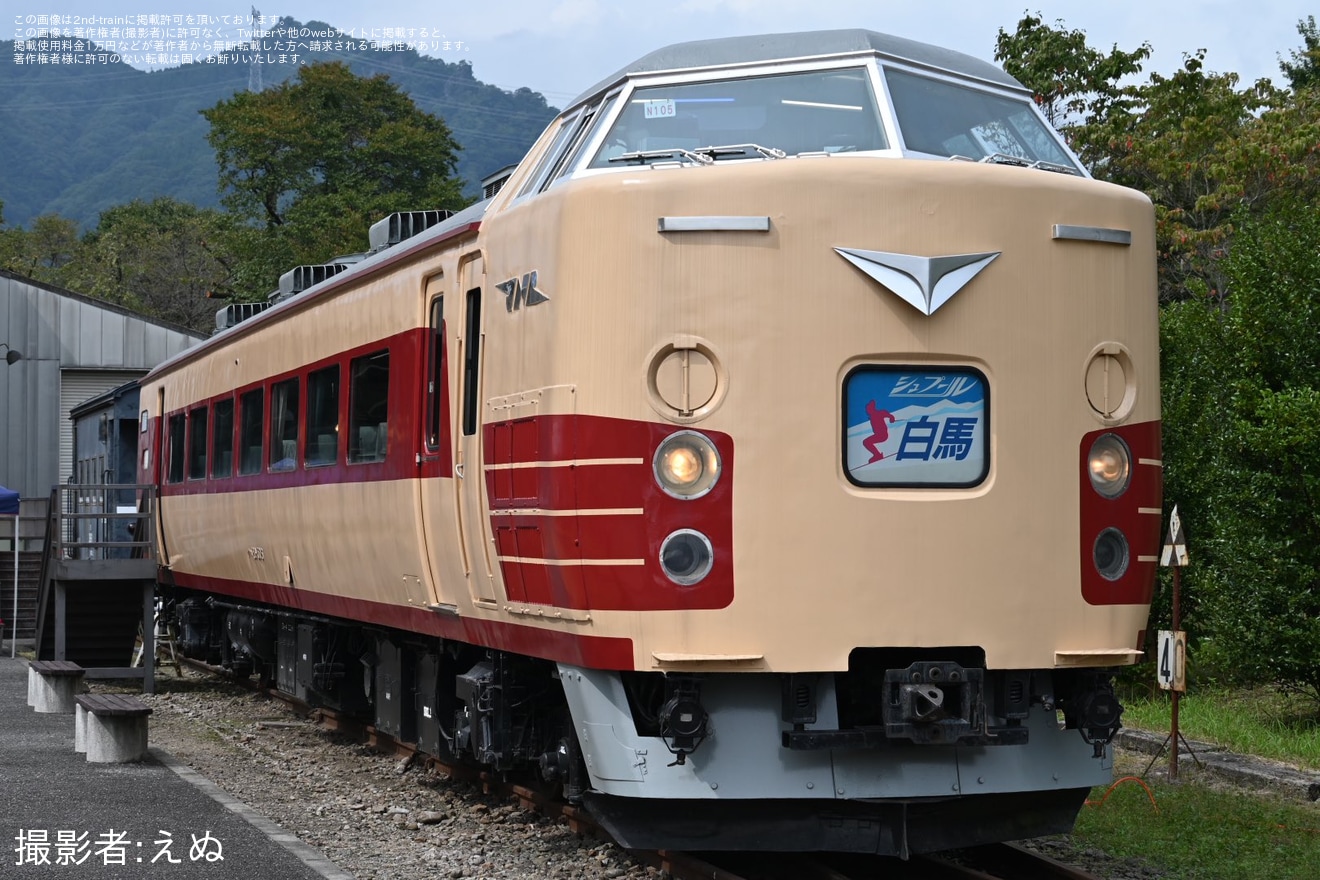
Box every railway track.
[175,657,1106,880]
[649,844,1106,880]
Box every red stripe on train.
[484,414,735,611]
[1079,420,1162,605]
[166,570,636,669]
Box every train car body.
[140,30,1160,856]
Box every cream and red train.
[139,30,1160,855]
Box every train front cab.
[465,34,1161,856]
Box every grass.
[1118,685,1320,770]
[1071,758,1320,880]
[1062,684,1320,879]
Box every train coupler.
[883,661,983,744]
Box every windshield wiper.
[1027,159,1080,176]
[694,143,787,161]
[979,152,1032,168]
[608,148,713,166]
[606,143,790,167]
[975,153,1081,175]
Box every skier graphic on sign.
[862,401,897,463]
[845,369,987,486]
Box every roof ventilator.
[481,165,517,200]
[273,263,352,303]
[368,210,454,254]
[214,301,272,334]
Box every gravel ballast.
[138,668,1176,879]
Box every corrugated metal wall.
[0,272,203,498]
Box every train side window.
[238,388,264,476]
[304,366,340,466]
[515,112,579,198]
[211,398,234,478]
[166,413,185,483]
[348,350,390,464]
[269,378,300,472]
[187,406,208,480]
[425,297,447,451]
[551,92,619,184]
[462,288,482,437]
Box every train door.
[150,385,170,564]
[454,253,498,605]
[416,273,464,610]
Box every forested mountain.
[0,18,558,228]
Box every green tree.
[1161,198,1320,700]
[203,61,466,295]
[994,11,1150,129]
[62,198,232,333]
[0,213,81,280]
[996,17,1307,306]
[1279,15,1320,91]
[1078,53,1279,306]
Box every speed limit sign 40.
[1157,630,1187,692]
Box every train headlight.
[654,431,721,499]
[660,529,714,586]
[1087,433,1131,498]
[1093,528,1130,581]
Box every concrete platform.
[2,657,352,878]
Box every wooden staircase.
[3,550,43,644]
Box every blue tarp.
[0,485,17,516]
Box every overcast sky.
[7,1,1314,107]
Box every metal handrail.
[51,484,157,561]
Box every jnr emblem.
[835,247,1000,316]
[498,271,550,312]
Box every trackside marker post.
[1154,506,1196,781]
[1159,505,1189,567]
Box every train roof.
[569,29,1026,108]
[142,197,491,381]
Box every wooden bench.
[75,694,153,763]
[27,661,86,714]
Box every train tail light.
[1093,528,1130,581]
[660,529,714,585]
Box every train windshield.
[884,69,1079,171]
[588,68,888,166]
[579,63,1079,174]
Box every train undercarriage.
[168,590,1124,857]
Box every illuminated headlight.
[660,530,714,586]
[1093,528,1130,581]
[1088,433,1132,498]
[654,431,721,499]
